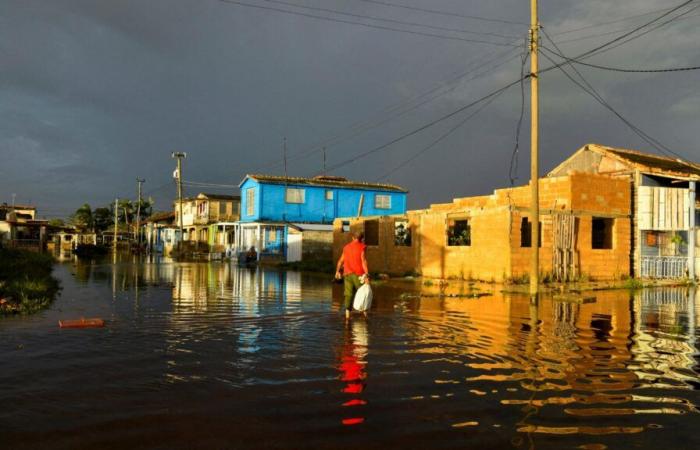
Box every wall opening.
[394,220,411,246]
[364,220,379,246]
[592,217,613,249]
[447,218,471,246]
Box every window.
[520,218,542,248]
[447,219,471,246]
[394,220,411,246]
[341,221,350,233]
[375,194,391,209]
[325,190,334,201]
[592,218,613,249]
[246,189,255,216]
[286,188,305,204]
[364,220,379,246]
[219,202,228,216]
[268,228,277,242]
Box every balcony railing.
[641,256,688,279]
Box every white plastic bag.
[352,282,373,312]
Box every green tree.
[70,204,94,231]
[93,207,112,232]
[47,218,65,228]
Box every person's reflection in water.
[338,319,369,426]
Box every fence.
[641,256,687,279]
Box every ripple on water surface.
[0,260,699,449]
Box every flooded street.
[1,258,699,450]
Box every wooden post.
[357,194,365,218]
[113,198,118,253]
[529,0,540,298]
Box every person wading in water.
[335,231,370,319]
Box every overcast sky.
[1,0,698,218]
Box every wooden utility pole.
[135,178,145,246]
[529,0,540,298]
[172,152,187,247]
[113,198,119,253]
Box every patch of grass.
[0,248,60,316]
[622,278,644,290]
[423,279,434,286]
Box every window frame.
[325,190,334,201]
[246,189,255,216]
[285,188,306,204]
[375,194,391,210]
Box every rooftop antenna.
[323,147,326,175]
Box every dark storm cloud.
[0,0,698,218]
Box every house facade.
[173,193,241,254]
[333,144,699,281]
[548,144,699,279]
[334,171,631,282]
[235,174,408,262]
[0,203,49,251]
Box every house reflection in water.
[409,286,699,437]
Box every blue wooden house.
[233,174,408,262]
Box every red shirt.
[342,240,366,276]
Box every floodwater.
[1,258,699,450]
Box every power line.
[217,0,518,46]
[321,80,521,174]
[509,48,529,186]
[539,29,690,162]
[551,5,681,37]
[375,82,509,182]
[352,0,529,26]
[262,0,518,40]
[541,46,700,73]
[252,46,523,173]
[319,3,698,175]
[573,0,698,61]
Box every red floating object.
[342,417,365,426]
[342,399,367,407]
[59,318,105,329]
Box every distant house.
[173,193,241,253]
[143,211,177,255]
[235,174,408,262]
[0,203,49,250]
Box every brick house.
[333,144,699,281]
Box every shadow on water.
[0,257,698,449]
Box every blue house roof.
[240,174,408,193]
[239,174,408,224]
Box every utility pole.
[136,178,145,247]
[172,152,187,247]
[529,0,540,298]
[113,198,119,253]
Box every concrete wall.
[301,230,333,261]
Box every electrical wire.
[352,0,528,26]
[374,82,509,182]
[251,46,523,173]
[216,0,518,46]
[320,80,521,174]
[539,29,691,162]
[262,0,518,40]
[509,47,528,186]
[541,46,700,73]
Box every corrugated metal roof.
[591,144,700,178]
[243,174,407,192]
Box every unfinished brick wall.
[332,216,418,276]
[333,173,632,282]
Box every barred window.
[447,219,471,246]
